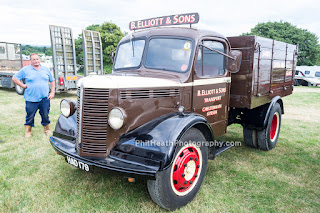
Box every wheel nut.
[189,157,193,160]
[197,165,200,168]
[195,158,198,161]
[184,164,187,167]
[190,181,193,184]
[195,174,198,178]
[182,174,185,177]
[184,181,187,184]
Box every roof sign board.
[129,13,199,30]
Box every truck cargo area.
[228,35,298,109]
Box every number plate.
[66,156,91,172]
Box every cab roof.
[120,27,227,43]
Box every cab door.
[192,39,231,137]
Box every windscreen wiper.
[199,44,235,60]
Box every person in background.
[12,53,55,138]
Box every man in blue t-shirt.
[12,53,55,138]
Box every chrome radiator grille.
[76,87,109,157]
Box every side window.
[196,40,225,77]
[305,71,310,75]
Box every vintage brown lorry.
[50,13,298,210]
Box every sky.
[0,0,319,46]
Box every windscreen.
[145,38,193,72]
[114,39,145,69]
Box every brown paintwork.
[228,35,298,109]
[118,89,180,131]
[191,36,231,137]
[76,28,297,157]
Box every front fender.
[54,113,77,141]
[53,112,213,170]
[114,112,213,170]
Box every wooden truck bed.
[228,36,298,109]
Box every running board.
[214,144,233,156]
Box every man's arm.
[12,77,27,89]
[48,81,55,100]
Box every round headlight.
[108,108,125,130]
[60,99,75,118]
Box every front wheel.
[147,128,208,211]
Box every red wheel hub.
[171,146,201,193]
[270,113,278,141]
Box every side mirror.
[227,50,242,73]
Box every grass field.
[0,86,319,212]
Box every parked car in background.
[295,66,320,87]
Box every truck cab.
[50,13,297,211]
[111,27,238,139]
[0,42,25,94]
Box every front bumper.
[50,135,160,179]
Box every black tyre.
[257,103,282,151]
[15,79,25,95]
[302,80,309,86]
[147,128,208,211]
[243,127,258,148]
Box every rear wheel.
[257,103,282,150]
[147,128,208,211]
[243,127,257,148]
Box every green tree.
[243,21,320,66]
[45,48,52,56]
[74,35,84,73]
[22,49,31,56]
[21,45,52,56]
[99,22,126,64]
[86,24,100,31]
